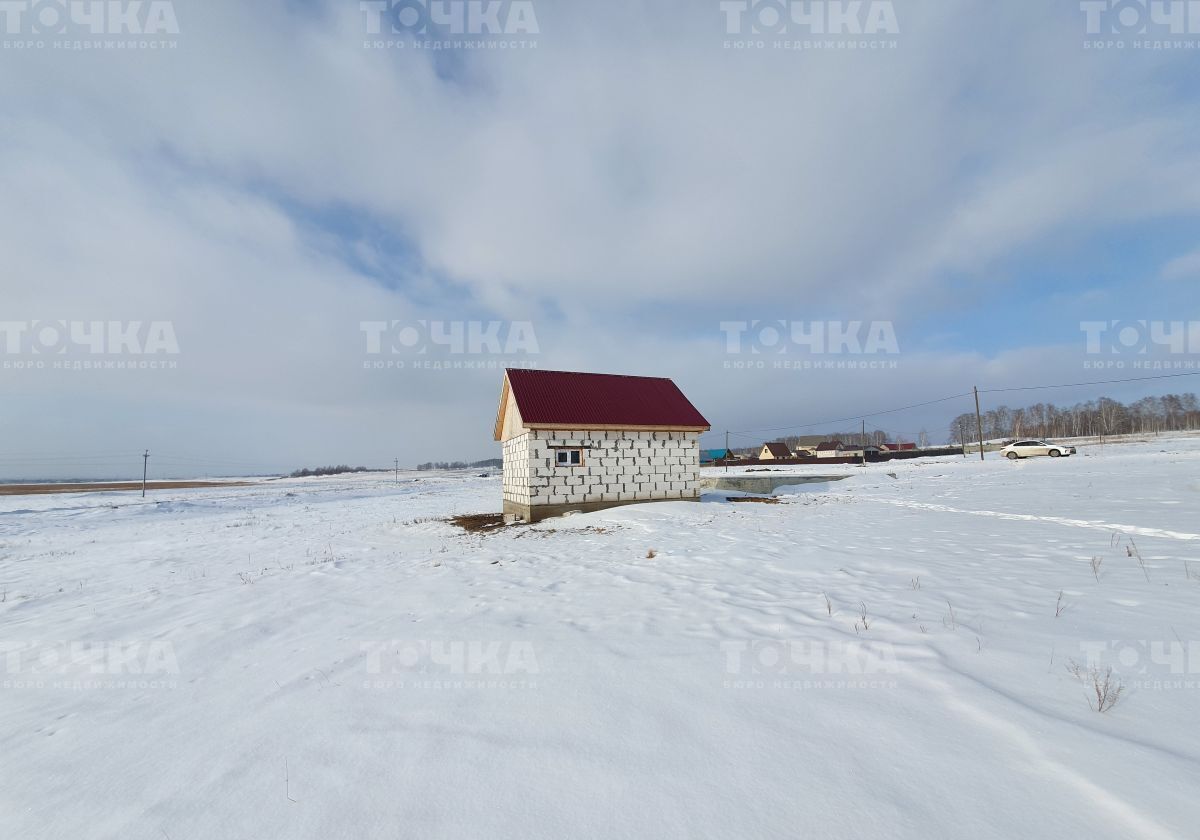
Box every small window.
[555,449,583,466]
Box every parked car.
[1000,440,1077,460]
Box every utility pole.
[973,386,985,462]
[724,431,730,473]
[394,458,399,485]
[861,419,866,466]
[142,450,149,498]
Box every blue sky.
[1,0,1198,477]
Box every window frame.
[554,448,584,467]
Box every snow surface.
[2,438,1199,839]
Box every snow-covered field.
[2,439,1199,839]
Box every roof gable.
[496,369,710,439]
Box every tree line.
[949,392,1200,444]
[289,465,372,478]
[416,459,503,471]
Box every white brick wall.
[502,432,532,505]
[505,429,701,508]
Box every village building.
[758,442,793,460]
[495,369,711,523]
[815,441,845,458]
[700,448,735,465]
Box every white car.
[1000,440,1077,460]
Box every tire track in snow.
[856,497,1200,542]
[917,672,1182,840]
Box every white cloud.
[1,0,1198,475]
[1161,248,1200,281]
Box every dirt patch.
[514,524,617,538]
[0,481,256,496]
[446,513,508,534]
[727,496,784,504]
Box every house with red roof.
[494,369,711,522]
[815,441,845,458]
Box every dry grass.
[1126,538,1150,582]
[401,516,446,527]
[854,601,871,633]
[1067,659,1125,713]
[727,496,783,504]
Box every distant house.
[758,441,793,460]
[815,441,844,458]
[700,448,735,465]
[840,442,866,457]
[494,369,711,523]
[881,442,917,451]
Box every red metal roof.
[505,369,710,429]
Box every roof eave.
[525,422,711,433]
[493,373,511,442]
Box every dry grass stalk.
[1127,538,1150,582]
[944,600,957,630]
[1066,659,1124,713]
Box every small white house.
[495,368,711,523]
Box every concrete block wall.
[516,430,701,507]
[502,432,532,505]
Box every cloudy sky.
[1,0,1198,479]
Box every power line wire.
[979,369,1200,394]
[727,391,974,435]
